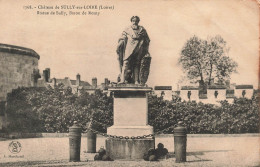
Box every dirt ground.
[0,135,259,167]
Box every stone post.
[76,74,81,86]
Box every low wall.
[0,132,258,140]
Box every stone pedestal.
[106,86,154,159]
[106,138,154,160]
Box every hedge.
[3,85,259,134]
[148,96,259,134]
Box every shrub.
[5,85,112,133]
[148,95,259,134]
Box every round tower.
[0,43,40,101]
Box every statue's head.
[130,16,140,25]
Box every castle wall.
[0,52,39,101]
[235,89,254,99]
[180,89,199,101]
[207,89,226,102]
[154,90,173,100]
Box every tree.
[179,35,238,86]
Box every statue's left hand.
[138,31,145,36]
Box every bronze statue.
[117,16,151,85]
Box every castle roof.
[235,85,253,89]
[208,85,226,89]
[181,86,199,90]
[70,80,91,86]
[154,86,172,90]
[0,43,40,59]
[55,78,71,87]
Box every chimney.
[43,68,50,82]
[104,78,109,86]
[53,78,57,86]
[46,68,50,82]
[43,70,47,82]
[76,74,80,86]
[92,77,97,87]
[32,69,41,86]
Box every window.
[214,91,218,98]
[242,90,246,97]
[187,91,191,100]
[161,91,165,97]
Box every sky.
[0,0,259,89]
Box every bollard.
[174,121,187,163]
[86,130,96,153]
[69,121,81,162]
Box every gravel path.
[0,135,259,166]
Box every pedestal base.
[107,125,153,137]
[106,138,155,160]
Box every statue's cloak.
[116,26,150,72]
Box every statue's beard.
[131,25,138,30]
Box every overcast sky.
[0,0,259,89]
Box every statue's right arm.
[116,31,128,54]
[117,31,128,69]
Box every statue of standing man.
[117,16,151,85]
